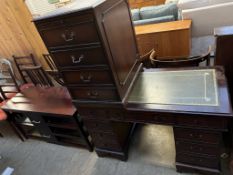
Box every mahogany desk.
[1,87,93,151]
[78,67,233,175]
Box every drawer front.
[176,153,220,169]
[83,120,113,133]
[41,22,99,48]
[51,46,107,68]
[125,112,174,125]
[78,108,108,120]
[174,128,221,144]
[36,13,94,30]
[68,87,119,101]
[176,141,219,156]
[62,69,114,85]
[177,116,227,130]
[91,132,121,151]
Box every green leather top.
[128,69,218,106]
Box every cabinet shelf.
[47,123,77,130]
[50,127,81,138]
[56,135,86,146]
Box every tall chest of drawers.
[34,0,141,160]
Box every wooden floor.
[0,122,230,175]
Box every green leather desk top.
[128,69,218,106]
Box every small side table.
[2,87,93,151]
[135,20,192,59]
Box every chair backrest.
[22,65,54,87]
[43,54,57,71]
[0,58,20,100]
[150,47,211,68]
[12,54,37,83]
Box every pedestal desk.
[33,0,233,174]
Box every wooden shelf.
[47,123,77,130]
[56,136,86,146]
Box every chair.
[43,54,64,85]
[149,46,211,68]
[138,49,156,68]
[0,59,20,100]
[22,65,54,87]
[12,54,38,83]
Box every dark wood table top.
[2,86,76,116]
[126,67,233,117]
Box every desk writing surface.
[126,67,232,115]
[128,69,218,106]
[2,87,76,116]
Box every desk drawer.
[174,128,221,144]
[83,120,113,133]
[125,112,174,125]
[78,108,108,120]
[176,153,219,169]
[40,19,99,48]
[91,132,121,151]
[177,116,227,130]
[62,69,114,85]
[51,46,107,68]
[176,141,219,156]
[68,87,119,101]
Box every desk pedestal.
[78,104,230,175]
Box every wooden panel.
[0,0,48,68]
[128,0,165,9]
[135,20,191,59]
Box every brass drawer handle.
[80,74,92,83]
[61,31,75,42]
[31,120,41,124]
[87,91,99,98]
[71,55,84,64]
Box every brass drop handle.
[61,31,75,42]
[80,74,92,83]
[87,91,99,98]
[71,55,84,64]
[31,120,41,124]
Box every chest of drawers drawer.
[68,87,119,101]
[51,46,107,68]
[176,141,219,156]
[62,69,114,85]
[176,153,219,169]
[174,128,221,144]
[38,13,99,48]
